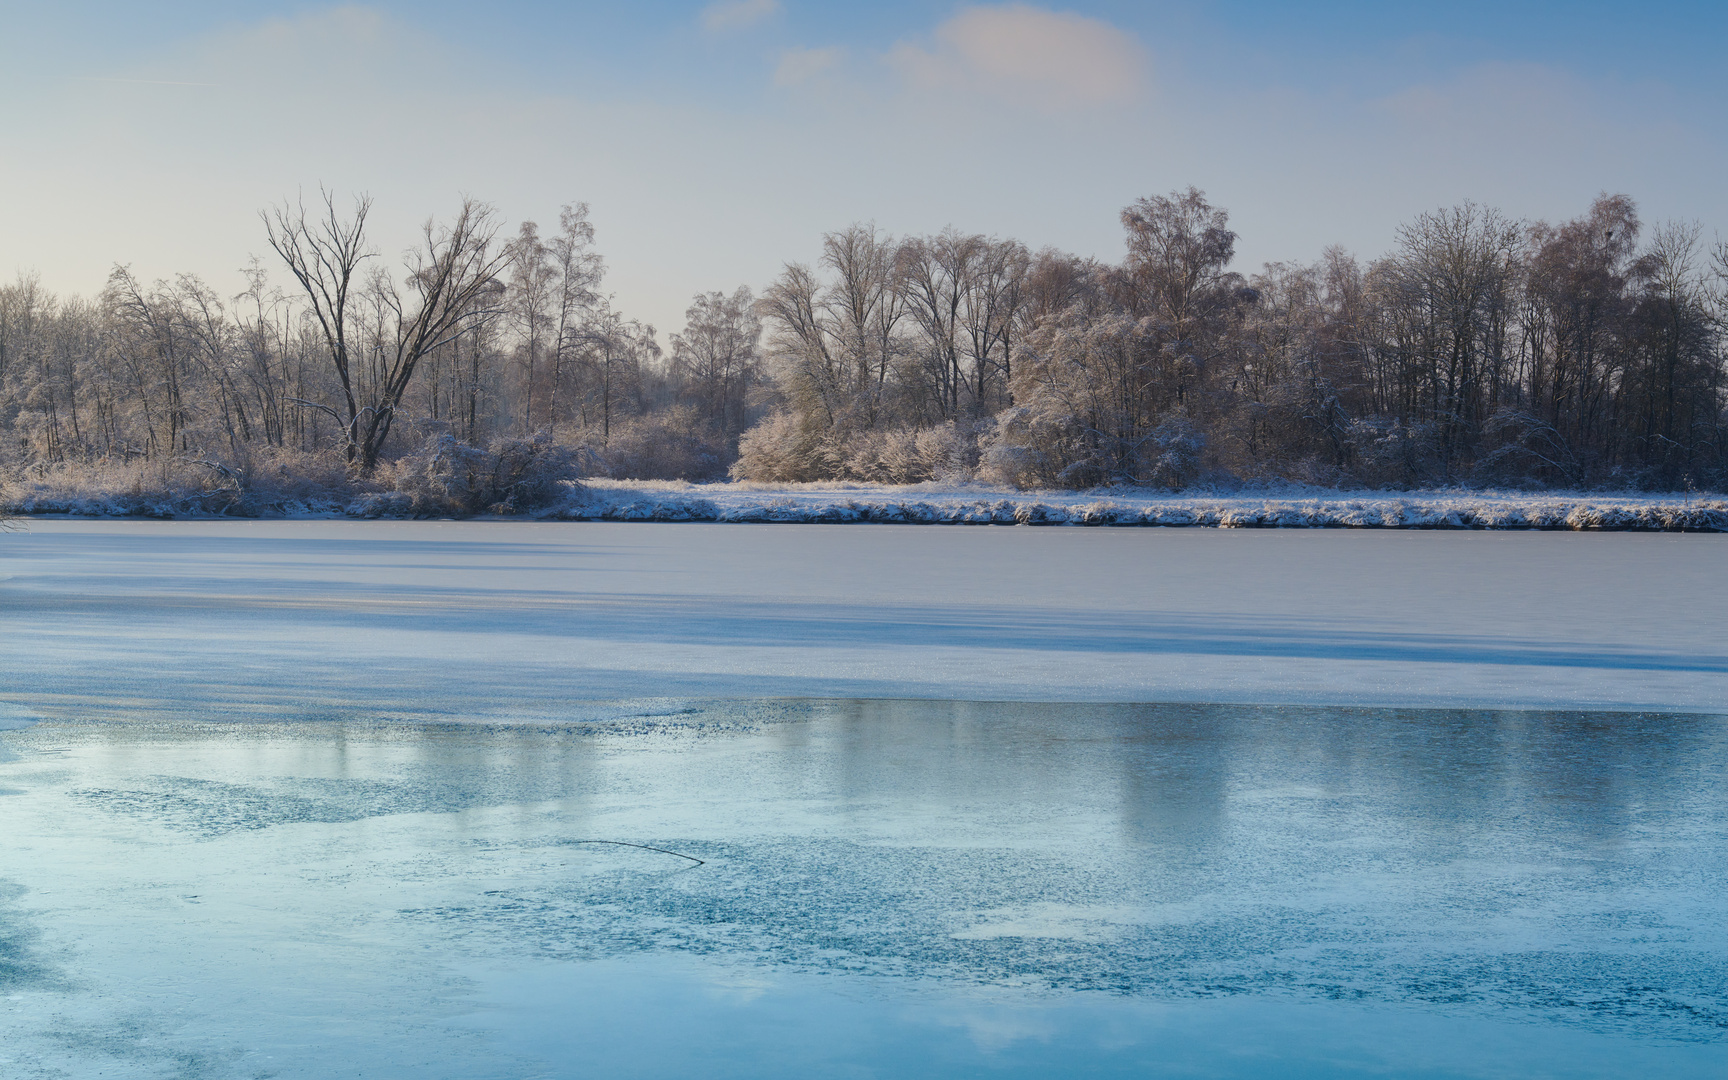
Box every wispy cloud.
[176,5,423,89]
[888,4,1147,109]
[72,77,217,87]
[702,0,780,33]
[774,46,843,87]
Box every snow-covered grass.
[559,478,1728,531]
[5,464,1725,530]
[0,436,575,520]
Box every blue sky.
[4,2,1724,336]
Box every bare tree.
[570,299,654,442]
[670,286,761,443]
[506,220,554,432]
[263,191,373,465]
[547,203,604,429]
[960,238,1030,409]
[758,262,842,428]
[897,229,983,421]
[266,191,511,472]
[1120,187,1239,332]
[820,225,902,420]
[1118,187,1244,416]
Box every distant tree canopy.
[3,187,1726,494]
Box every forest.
[3,186,1725,514]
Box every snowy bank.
[553,480,1728,532]
[6,474,1726,530]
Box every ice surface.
[0,701,1722,1078]
[2,519,1724,719]
[2,522,1724,1077]
[0,703,41,730]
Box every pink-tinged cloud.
[702,0,779,34]
[889,4,1147,109]
[774,46,843,87]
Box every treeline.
[748,191,1728,490]
[0,195,754,493]
[3,187,1726,505]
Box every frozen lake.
[1,701,1723,1078]
[3,519,1726,715]
[1,522,1724,1077]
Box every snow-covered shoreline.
[8,478,1727,531]
[558,481,1728,531]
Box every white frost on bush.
[0,435,582,520]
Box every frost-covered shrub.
[978,407,1207,490]
[1280,455,1346,488]
[732,412,978,485]
[1470,409,1581,488]
[231,445,354,508]
[0,447,357,516]
[730,410,827,482]
[1147,418,1206,489]
[577,408,731,481]
[985,311,1222,489]
[1342,418,1443,488]
[838,424,974,484]
[977,407,1067,489]
[977,406,1129,489]
[383,432,580,516]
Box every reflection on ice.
[0,700,1723,1079]
[0,702,41,732]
